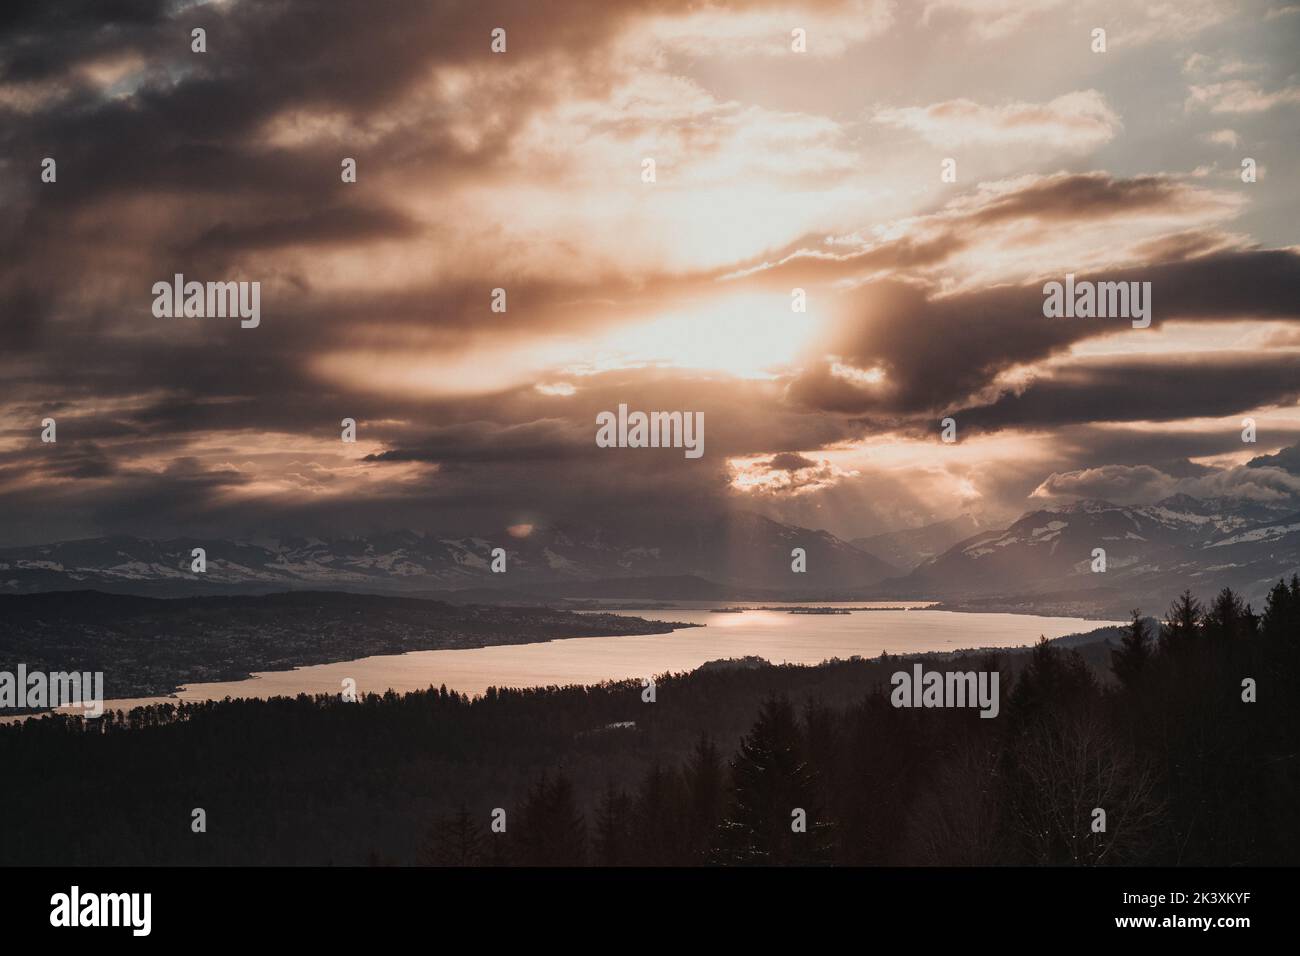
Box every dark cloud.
[364,420,592,465]
[960,353,1300,430]
[184,204,422,254]
[1032,460,1300,506]
[1032,464,1178,501]
[0,3,1296,547]
[1248,441,1300,475]
[766,452,820,471]
[963,174,1205,228]
[788,247,1300,422]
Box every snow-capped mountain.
[6,496,1293,609]
[0,513,897,598]
[898,495,1300,611]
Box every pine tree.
[1203,587,1250,642]
[633,762,686,865]
[1008,637,1099,719]
[718,695,830,865]
[1111,609,1151,690]
[683,735,726,862]
[1262,578,1298,642]
[1160,589,1202,654]
[593,782,634,866]
[517,771,586,866]
[421,804,486,866]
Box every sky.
[1,0,1299,547]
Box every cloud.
[1109,1,1233,45]
[959,351,1300,430]
[1186,80,1300,112]
[1031,464,1176,501]
[919,0,1065,39]
[730,453,858,498]
[646,0,893,57]
[920,0,1229,44]
[1182,53,1256,77]
[873,91,1121,151]
[0,0,1295,547]
[363,420,593,465]
[766,452,822,471]
[1202,128,1241,148]
[1248,441,1300,475]
[784,244,1300,429]
[1033,460,1300,505]
[739,172,1246,294]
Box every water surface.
[71,606,1115,715]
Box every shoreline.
[3,607,1121,723]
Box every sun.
[570,292,829,380]
[311,291,832,399]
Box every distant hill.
[852,514,982,570]
[0,512,896,599]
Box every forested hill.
[2,579,1296,867]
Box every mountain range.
[2,495,1296,615]
[852,514,982,569]
[893,494,1300,615]
[0,512,894,599]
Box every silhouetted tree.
[632,762,688,865]
[1159,589,1202,654]
[1008,637,1099,721]
[593,782,634,866]
[1203,586,1254,642]
[1004,639,1162,864]
[1111,609,1151,690]
[682,735,726,862]
[716,695,831,865]
[1261,577,1299,643]
[421,804,486,866]
[516,772,586,866]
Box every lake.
[58,605,1118,716]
